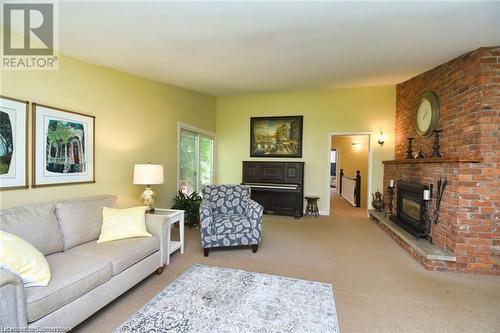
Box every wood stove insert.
[390,181,429,239]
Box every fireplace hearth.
[390,181,429,239]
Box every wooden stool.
[305,195,320,217]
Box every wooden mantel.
[383,157,482,164]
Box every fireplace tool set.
[422,178,447,243]
[433,178,447,224]
[386,178,447,243]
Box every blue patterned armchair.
[199,185,264,256]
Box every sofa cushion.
[55,195,117,250]
[25,253,112,323]
[67,236,159,275]
[212,214,252,235]
[0,202,63,255]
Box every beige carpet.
[74,194,500,333]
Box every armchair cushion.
[202,185,250,216]
[213,215,252,235]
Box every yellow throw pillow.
[97,206,151,243]
[0,231,51,287]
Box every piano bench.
[305,196,320,217]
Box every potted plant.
[171,190,202,227]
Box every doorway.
[329,133,371,214]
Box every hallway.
[330,134,369,209]
[330,187,364,217]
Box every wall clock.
[415,92,439,138]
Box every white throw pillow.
[0,231,51,287]
[97,206,151,243]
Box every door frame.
[177,122,216,193]
[327,131,373,215]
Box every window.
[330,149,337,163]
[330,149,337,177]
[178,124,215,195]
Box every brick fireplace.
[380,47,499,275]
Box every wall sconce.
[352,142,361,151]
[377,131,386,146]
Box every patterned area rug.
[114,264,339,333]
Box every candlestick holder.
[429,129,443,158]
[422,198,433,243]
[385,186,395,217]
[406,137,415,159]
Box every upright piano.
[242,161,304,218]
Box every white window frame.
[177,122,216,194]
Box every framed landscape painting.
[250,116,303,157]
[0,96,28,190]
[32,103,95,187]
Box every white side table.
[151,208,185,265]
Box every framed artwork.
[0,96,29,190]
[250,116,303,157]
[32,103,95,187]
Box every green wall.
[1,53,216,208]
[216,86,396,214]
[1,37,396,215]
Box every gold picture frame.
[250,116,303,158]
[32,103,95,187]
[0,96,29,190]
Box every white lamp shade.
[133,164,164,185]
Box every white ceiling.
[57,1,500,96]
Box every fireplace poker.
[433,178,447,224]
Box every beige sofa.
[0,195,170,332]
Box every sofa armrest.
[199,200,213,247]
[0,267,27,329]
[145,213,170,267]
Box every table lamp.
[133,163,164,213]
